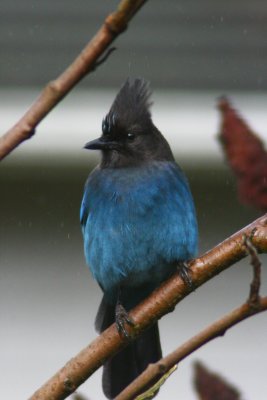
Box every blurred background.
[1,1,267,399]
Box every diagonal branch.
[28,214,267,400]
[116,298,267,399]
[116,234,266,399]
[0,0,148,160]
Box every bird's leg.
[177,261,195,290]
[115,287,135,339]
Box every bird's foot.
[115,302,135,339]
[177,261,195,290]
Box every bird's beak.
[84,137,104,150]
[84,137,119,150]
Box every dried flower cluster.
[218,98,267,211]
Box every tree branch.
[28,214,267,400]
[115,298,267,400]
[116,233,265,399]
[0,0,148,160]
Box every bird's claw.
[115,303,135,339]
[177,261,195,290]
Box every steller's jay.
[80,78,198,399]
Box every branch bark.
[28,214,267,400]
[115,297,267,400]
[0,0,148,160]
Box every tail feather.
[96,296,162,399]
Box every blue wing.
[80,187,89,233]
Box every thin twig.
[28,214,267,400]
[92,47,117,71]
[0,0,148,160]
[135,366,177,400]
[243,234,262,307]
[116,297,267,400]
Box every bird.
[80,78,198,399]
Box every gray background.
[1,0,267,90]
[1,1,267,399]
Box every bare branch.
[28,214,267,400]
[115,298,267,399]
[0,0,148,160]
[116,225,266,399]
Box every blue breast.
[80,161,198,301]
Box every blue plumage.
[81,161,197,301]
[80,78,198,399]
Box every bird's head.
[84,78,174,168]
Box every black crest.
[102,78,153,135]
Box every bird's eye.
[127,132,135,141]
